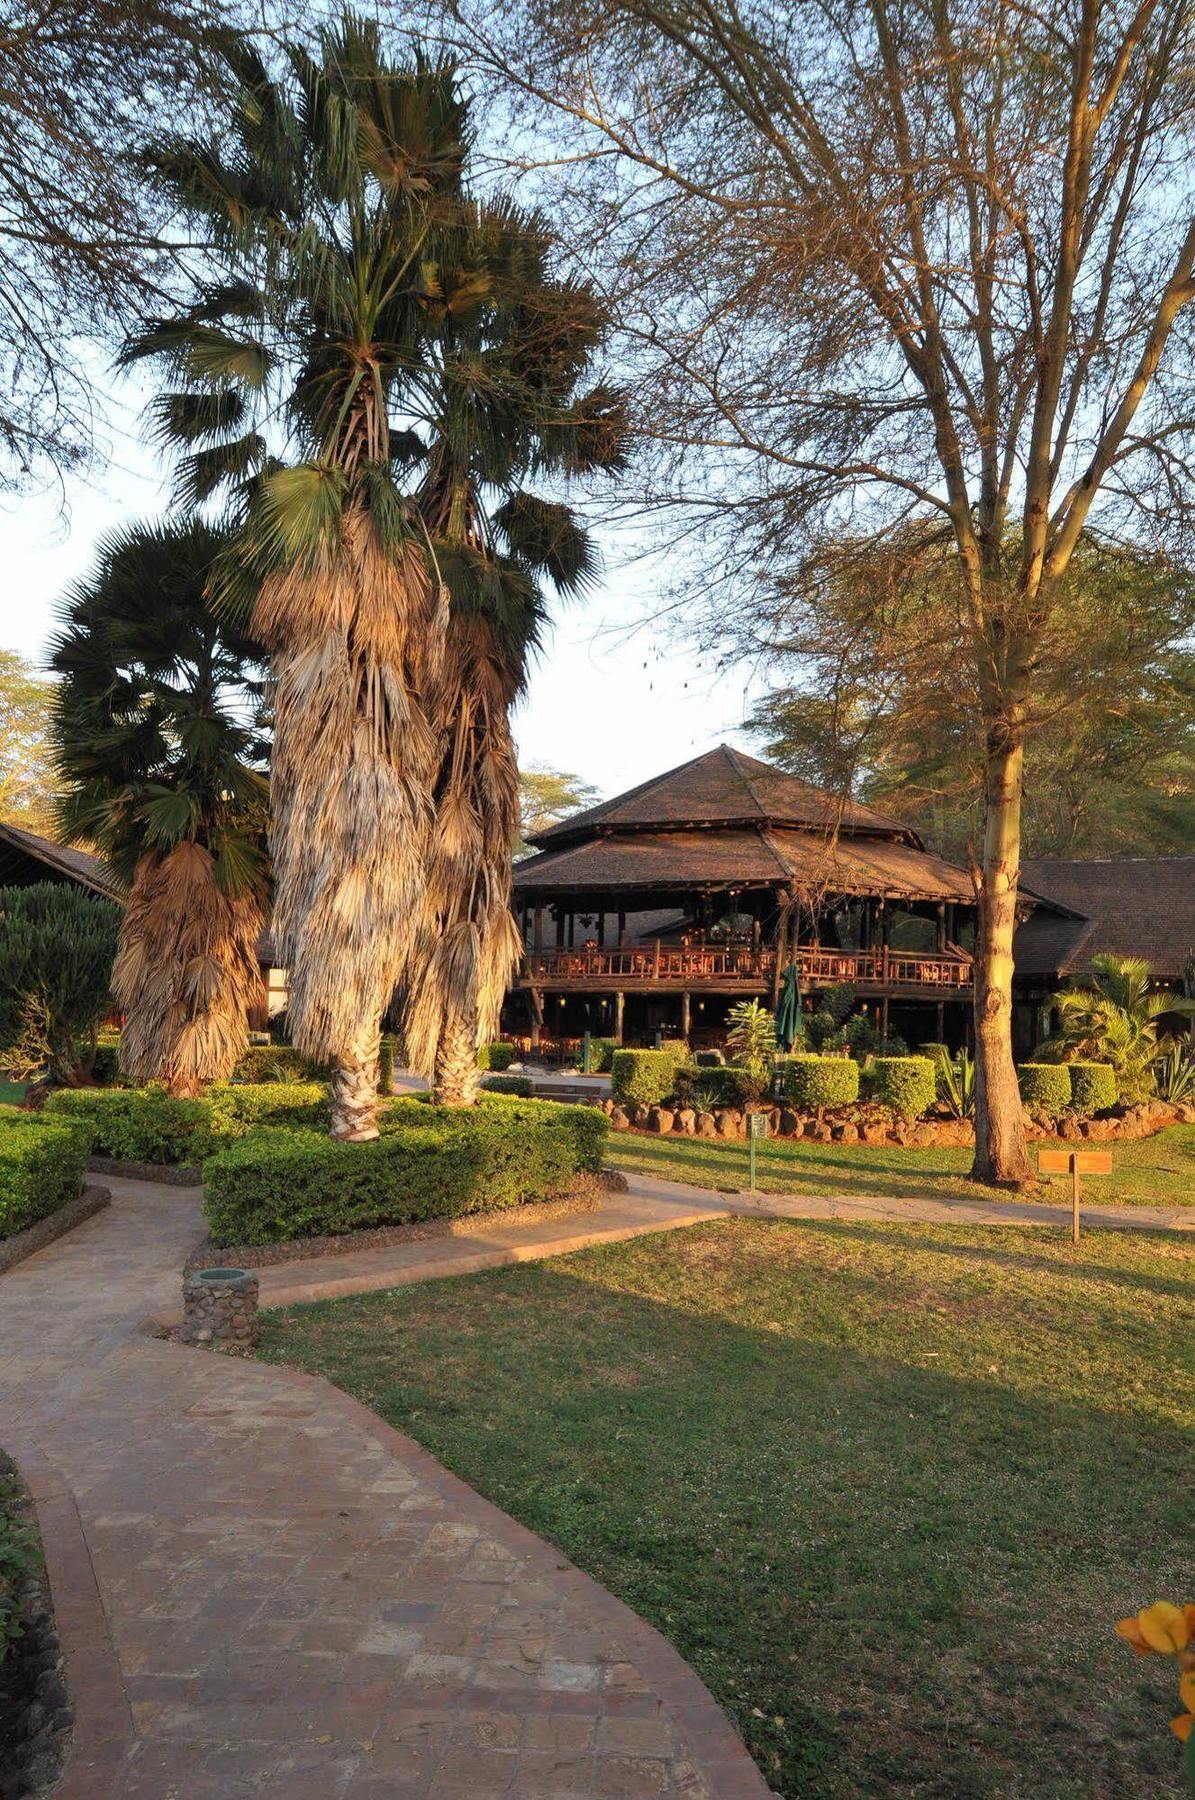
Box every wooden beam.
[533,906,543,954]
[681,990,691,1038]
[614,990,625,1044]
[618,911,627,947]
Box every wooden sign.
[748,1111,770,1140]
[1038,1146,1113,1243]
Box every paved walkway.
[0,1178,768,1800]
[225,1169,1193,1312]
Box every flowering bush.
[1114,1599,1195,1786]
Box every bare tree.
[452,0,1195,1184]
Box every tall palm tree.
[122,21,467,1137]
[397,205,627,1102]
[1045,953,1195,1100]
[51,520,269,1095]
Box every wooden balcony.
[516,943,972,999]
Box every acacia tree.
[51,520,269,1094]
[459,0,1195,1184]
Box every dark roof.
[0,819,120,899]
[514,824,975,904]
[530,744,921,849]
[1017,857,1195,981]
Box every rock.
[631,1104,652,1128]
[1175,1102,1195,1124]
[647,1107,673,1133]
[609,1106,630,1130]
[715,1109,743,1138]
[1059,1115,1082,1141]
[675,1108,696,1135]
[861,1122,887,1144]
[809,1122,833,1143]
[694,1110,717,1137]
[834,1122,860,1143]
[778,1109,800,1137]
[911,1124,937,1147]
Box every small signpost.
[748,1109,769,1193]
[1038,1146,1113,1242]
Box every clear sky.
[0,386,766,804]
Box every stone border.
[255,1356,773,1798]
[86,1155,201,1187]
[3,1442,134,1800]
[0,1186,110,1278]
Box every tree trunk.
[971,728,1034,1187]
[329,1023,381,1140]
[435,1008,481,1107]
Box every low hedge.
[1017,1064,1072,1111]
[0,1114,90,1240]
[672,1064,759,1110]
[480,1074,534,1096]
[44,1082,326,1164]
[866,1056,937,1119]
[477,1042,516,1072]
[203,1098,609,1245]
[782,1055,860,1110]
[233,1044,326,1083]
[1068,1061,1117,1114]
[581,1037,617,1074]
[611,1044,691,1106]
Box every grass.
[260,1218,1194,1798]
[607,1121,1195,1207]
[0,1082,25,1109]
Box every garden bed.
[0,1453,71,1798]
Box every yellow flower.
[1170,1713,1193,1743]
[1117,1602,1192,1656]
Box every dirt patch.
[187,1169,628,1272]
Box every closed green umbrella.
[775,963,803,1051]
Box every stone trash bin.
[181,1267,259,1348]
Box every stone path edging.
[0,1184,110,1276]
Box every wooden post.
[597,910,605,947]
[533,906,543,953]
[936,902,946,951]
[618,911,627,947]
[568,912,575,949]
[529,988,543,1048]
[614,990,625,1044]
[681,991,691,1038]
[1071,1158,1080,1244]
[653,938,662,978]
[881,995,890,1038]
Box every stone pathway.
[0,1177,768,1800]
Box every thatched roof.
[1017,857,1195,981]
[0,819,120,899]
[531,744,921,849]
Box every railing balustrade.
[517,943,972,990]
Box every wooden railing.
[518,943,972,991]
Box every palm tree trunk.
[435,1006,481,1107]
[330,1021,382,1139]
[971,731,1034,1187]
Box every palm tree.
[396,205,626,1102]
[50,520,269,1095]
[1044,953,1195,1101]
[122,21,468,1137]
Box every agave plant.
[937,1050,976,1120]
[398,206,626,1104]
[51,520,269,1094]
[1153,1039,1195,1105]
[1043,954,1195,1102]
[121,20,466,1136]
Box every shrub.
[0,883,120,1086]
[477,1042,516,1072]
[44,1081,326,1163]
[233,1044,325,1083]
[203,1099,609,1245]
[580,1036,617,1074]
[1018,1064,1072,1112]
[672,1064,759,1110]
[611,1047,690,1106]
[866,1056,937,1119]
[481,1074,534,1096]
[0,1113,90,1239]
[1068,1061,1117,1115]
[782,1055,860,1110]
[378,1035,397,1095]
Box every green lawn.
[608,1121,1195,1207]
[259,1218,1194,1798]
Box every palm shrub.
[51,521,269,1096]
[0,884,119,1088]
[123,21,466,1138]
[724,999,777,1101]
[1153,1040,1195,1105]
[1043,954,1195,1102]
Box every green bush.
[580,1036,617,1074]
[44,1081,326,1163]
[1068,1061,1117,1115]
[233,1044,325,1083]
[378,1035,397,1095]
[90,1044,123,1086]
[203,1098,608,1245]
[0,883,120,1086]
[611,1046,691,1106]
[0,1113,90,1239]
[672,1064,758,1110]
[1018,1064,1072,1112]
[866,1056,937,1119]
[782,1055,860,1110]
[477,1042,516,1072]
[481,1074,534,1096]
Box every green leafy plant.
[937,1051,976,1121]
[1017,1064,1072,1113]
[673,1064,759,1111]
[866,1056,937,1119]
[1067,1061,1117,1115]
[0,883,120,1089]
[477,1043,516,1072]
[611,1046,692,1106]
[234,1046,326,1084]
[782,1055,860,1113]
[1153,1041,1195,1105]
[724,999,777,1101]
[44,1082,326,1164]
[1043,954,1195,1102]
[0,1113,91,1239]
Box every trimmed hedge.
[1068,1061,1117,1114]
[1018,1064,1072,1112]
[782,1055,860,1110]
[867,1056,937,1119]
[0,1114,90,1240]
[44,1082,326,1164]
[481,1074,534,1096]
[581,1037,617,1074]
[203,1098,609,1245]
[477,1042,516,1072]
[611,1045,691,1106]
[672,1064,758,1110]
[233,1044,326,1083]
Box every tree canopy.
[0,653,59,835]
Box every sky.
[0,389,767,805]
